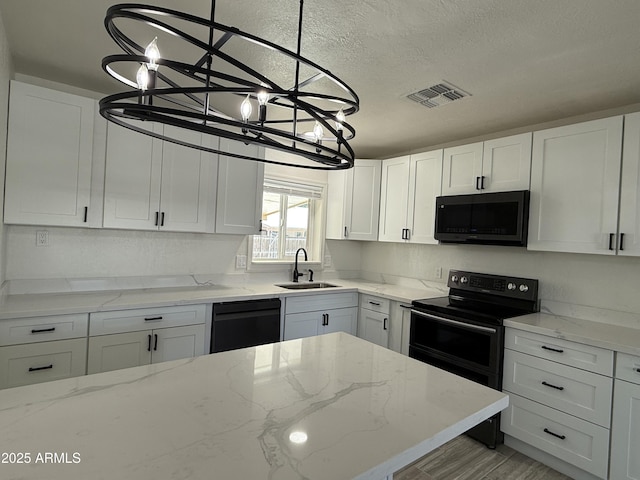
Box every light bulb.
[145,37,160,71]
[313,121,324,142]
[241,95,253,121]
[335,108,345,131]
[257,90,269,106]
[136,63,149,91]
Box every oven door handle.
[410,309,497,334]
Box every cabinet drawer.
[502,393,609,479]
[615,352,640,385]
[359,294,390,314]
[505,328,613,375]
[0,338,87,389]
[90,304,206,336]
[503,349,612,427]
[285,292,358,314]
[0,314,88,346]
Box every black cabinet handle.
[154,334,158,351]
[144,316,163,321]
[609,233,615,251]
[155,211,159,226]
[368,301,381,306]
[29,364,53,372]
[620,233,625,251]
[405,229,410,240]
[542,381,565,391]
[83,206,88,222]
[541,345,564,353]
[476,176,481,190]
[480,176,486,189]
[344,226,348,238]
[147,334,152,352]
[383,318,388,330]
[31,327,56,334]
[543,428,566,440]
[635,368,640,373]
[161,212,165,226]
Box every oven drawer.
[502,392,609,479]
[359,294,390,314]
[505,328,613,376]
[615,352,640,385]
[503,349,612,427]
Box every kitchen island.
[0,333,507,480]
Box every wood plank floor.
[395,435,571,480]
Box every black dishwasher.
[211,298,281,353]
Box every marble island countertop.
[0,333,507,480]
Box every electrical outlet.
[435,267,442,279]
[36,230,49,247]
[323,255,332,267]
[235,254,247,269]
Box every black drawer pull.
[144,316,163,321]
[542,381,565,391]
[541,345,564,353]
[635,368,640,373]
[543,428,566,440]
[368,301,381,306]
[154,334,158,351]
[29,364,53,372]
[147,334,152,352]
[31,327,56,334]
[83,206,88,222]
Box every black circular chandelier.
[100,0,360,170]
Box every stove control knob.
[519,284,529,292]
[451,275,458,283]
[507,282,517,291]
[460,276,468,284]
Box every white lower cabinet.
[357,294,390,348]
[283,292,358,341]
[609,352,640,480]
[88,305,207,374]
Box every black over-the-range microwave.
[434,190,530,246]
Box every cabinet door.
[528,116,623,254]
[347,159,382,241]
[322,307,358,336]
[4,81,95,227]
[442,142,483,195]
[481,133,532,192]
[87,331,152,374]
[378,156,410,242]
[151,325,206,364]
[216,138,265,234]
[283,311,321,340]
[358,308,389,348]
[609,379,640,480]
[619,112,640,256]
[325,169,349,239]
[159,126,218,233]
[103,122,163,230]
[407,150,443,244]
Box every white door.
[619,112,640,256]
[347,159,382,241]
[442,142,483,195]
[609,379,640,480]
[283,312,321,341]
[151,325,206,363]
[528,116,623,254]
[159,126,218,233]
[215,138,264,234]
[407,149,443,244]
[103,122,163,230]
[322,307,358,336]
[4,81,95,227]
[87,331,152,374]
[481,133,532,192]
[378,156,410,242]
[358,308,389,348]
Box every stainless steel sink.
[276,282,338,290]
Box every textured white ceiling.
[1,0,639,159]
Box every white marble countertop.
[0,333,507,480]
[0,280,445,320]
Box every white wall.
[0,10,13,285]
[360,242,640,314]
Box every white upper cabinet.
[104,123,218,232]
[215,138,264,234]
[618,112,640,256]
[528,116,624,255]
[379,150,442,244]
[4,81,97,227]
[326,159,381,241]
[442,133,532,195]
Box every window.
[252,178,324,262]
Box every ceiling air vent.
[407,81,471,108]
